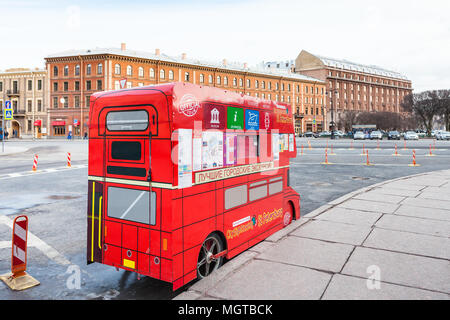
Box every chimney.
[181,53,187,60]
[155,48,160,56]
[121,43,126,51]
[222,59,227,66]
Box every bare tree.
[337,110,359,132]
[401,91,441,136]
[436,90,450,131]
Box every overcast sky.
[0,0,449,92]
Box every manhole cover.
[352,176,370,181]
[48,195,81,200]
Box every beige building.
[0,68,48,138]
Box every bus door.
[101,106,158,273]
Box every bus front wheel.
[197,233,224,279]
[283,202,294,227]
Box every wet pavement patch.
[47,195,81,200]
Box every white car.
[354,131,365,140]
[370,131,383,140]
[404,131,419,140]
[436,131,450,140]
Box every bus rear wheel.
[197,233,224,279]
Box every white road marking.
[0,164,87,180]
[0,215,71,266]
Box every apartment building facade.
[0,68,47,138]
[44,44,326,137]
[295,50,413,131]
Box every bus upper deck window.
[106,110,148,131]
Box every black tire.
[197,233,224,279]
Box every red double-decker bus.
[87,82,300,290]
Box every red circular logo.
[178,94,200,117]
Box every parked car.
[319,131,331,138]
[354,131,365,140]
[304,132,318,138]
[333,131,344,139]
[370,131,383,140]
[404,131,419,140]
[436,131,450,140]
[388,131,401,140]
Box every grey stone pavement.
[174,169,450,300]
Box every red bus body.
[87,82,300,290]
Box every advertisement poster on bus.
[202,131,223,170]
[224,133,237,166]
[272,133,279,161]
[178,129,193,188]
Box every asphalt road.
[0,138,449,299]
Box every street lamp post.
[327,89,338,140]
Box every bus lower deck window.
[225,185,248,210]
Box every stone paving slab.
[258,236,354,273]
[322,274,449,300]
[314,207,382,226]
[382,181,427,191]
[206,260,332,300]
[363,228,450,260]
[394,205,450,222]
[371,187,421,198]
[376,214,450,237]
[354,192,405,204]
[402,177,448,187]
[401,197,450,210]
[291,220,372,246]
[342,247,450,294]
[338,199,399,214]
[418,191,450,201]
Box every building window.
[184,72,190,82]
[37,99,42,112]
[75,81,80,91]
[208,75,213,84]
[114,81,120,90]
[246,79,251,88]
[97,80,102,90]
[138,67,144,78]
[199,74,204,83]
[276,83,279,91]
[127,65,132,76]
[160,69,165,79]
[115,64,121,75]
[38,80,42,91]
[64,65,69,76]
[75,65,80,76]
[268,82,272,90]
[216,76,221,85]
[281,83,285,91]
[53,66,58,77]
[86,80,91,91]
[27,80,32,91]
[53,97,58,108]
[53,82,58,92]
[86,95,91,107]
[239,78,243,87]
[64,96,69,108]
[75,95,80,108]
[64,82,68,91]
[149,68,155,78]
[233,78,237,86]
[97,63,103,75]
[27,100,32,112]
[262,81,265,89]
[255,80,259,89]
[86,64,91,75]
[169,70,174,80]
[224,76,228,86]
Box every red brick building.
[44,44,326,137]
[295,50,413,131]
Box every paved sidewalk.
[174,169,450,300]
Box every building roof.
[0,68,46,75]
[45,47,325,83]
[314,53,409,80]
